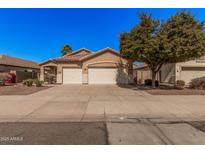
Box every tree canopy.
[61,44,73,56]
[120,11,205,87]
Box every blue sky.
[0,8,204,63]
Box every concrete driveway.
[0,84,205,122]
[1,85,205,144]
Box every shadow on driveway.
[0,122,107,145]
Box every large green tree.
[61,44,73,56]
[120,11,205,87]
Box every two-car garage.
[42,48,131,85]
[63,68,129,84]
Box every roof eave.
[80,47,124,62]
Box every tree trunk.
[151,71,156,88]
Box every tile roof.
[63,48,93,57]
[53,53,92,62]
[0,55,40,69]
[45,48,93,63]
[39,47,124,65]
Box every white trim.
[86,61,126,67]
[96,47,120,54]
[80,47,123,61]
[62,48,93,57]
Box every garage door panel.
[88,68,128,84]
[63,68,82,84]
[180,67,205,84]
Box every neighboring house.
[39,47,133,84]
[134,55,205,85]
[0,55,40,82]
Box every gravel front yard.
[146,88,205,95]
[0,84,51,95]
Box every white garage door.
[63,68,82,84]
[180,67,205,84]
[88,68,128,84]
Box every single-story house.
[0,55,40,82]
[39,47,134,84]
[134,55,205,85]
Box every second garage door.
[63,68,82,84]
[180,67,205,84]
[88,68,128,84]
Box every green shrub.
[144,79,159,87]
[22,79,33,87]
[0,79,5,86]
[22,80,26,85]
[176,80,185,87]
[34,79,43,87]
[189,77,205,90]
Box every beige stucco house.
[39,47,133,84]
[135,55,205,85]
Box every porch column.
[82,64,88,84]
[56,65,62,84]
[40,66,44,81]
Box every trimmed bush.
[144,79,159,87]
[176,80,185,87]
[22,79,27,86]
[8,73,16,83]
[0,79,5,86]
[0,72,16,84]
[34,79,43,87]
[189,77,205,90]
[22,79,33,87]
